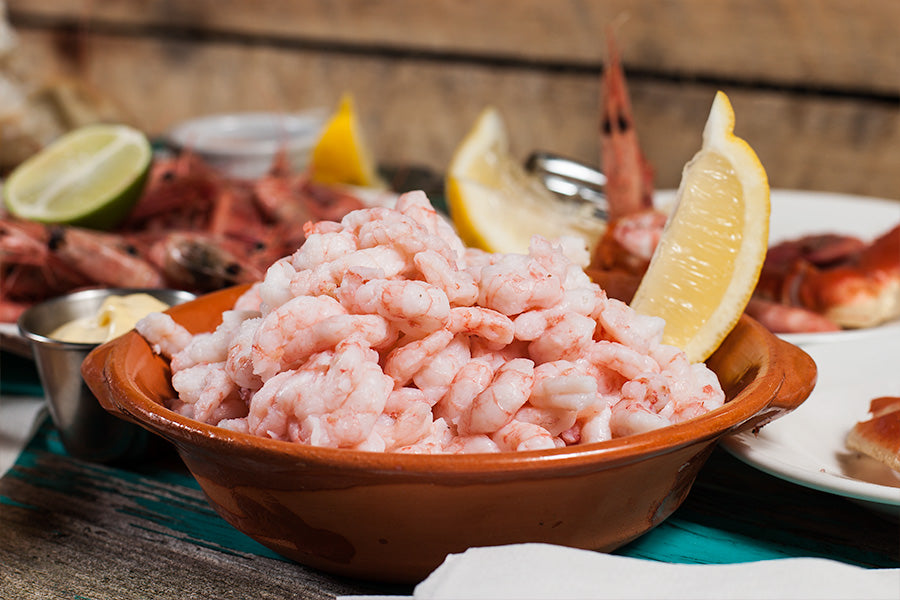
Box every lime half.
[3,124,152,229]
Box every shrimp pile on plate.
[137,191,725,453]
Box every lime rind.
[3,124,152,230]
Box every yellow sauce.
[49,293,170,344]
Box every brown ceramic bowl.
[81,285,816,583]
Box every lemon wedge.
[3,123,152,230]
[630,91,770,363]
[309,93,386,188]
[445,107,607,256]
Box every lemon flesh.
[3,124,152,230]
[309,94,386,188]
[446,107,606,256]
[630,91,770,363]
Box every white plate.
[722,334,900,518]
[655,189,900,346]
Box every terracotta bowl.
[81,285,816,583]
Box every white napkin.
[0,393,46,477]
[342,543,900,600]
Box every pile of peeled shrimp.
[137,191,725,453]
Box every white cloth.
[0,393,46,476]
[342,543,900,600]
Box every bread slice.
[846,396,900,472]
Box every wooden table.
[0,353,896,599]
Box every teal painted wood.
[1,416,897,598]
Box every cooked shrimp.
[609,397,672,437]
[432,357,495,427]
[338,271,451,334]
[395,190,467,266]
[234,282,263,311]
[136,312,193,358]
[290,229,359,271]
[373,387,434,451]
[448,306,516,347]
[443,434,501,454]
[529,360,600,412]
[225,316,263,390]
[171,361,246,424]
[595,297,665,354]
[383,328,455,387]
[477,252,565,316]
[248,336,393,447]
[171,309,258,372]
[414,249,479,306]
[586,340,659,380]
[251,295,347,380]
[491,419,556,452]
[527,311,597,364]
[515,405,578,437]
[459,358,535,435]
[395,417,454,454]
[411,334,472,406]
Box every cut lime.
[3,123,152,230]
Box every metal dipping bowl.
[17,287,196,462]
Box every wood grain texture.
[1,422,896,599]
[8,0,899,94]
[0,426,407,599]
[4,1,900,199]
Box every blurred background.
[1,0,898,199]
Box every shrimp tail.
[599,28,654,222]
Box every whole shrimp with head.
[584,32,900,334]
[138,189,727,454]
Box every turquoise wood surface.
[0,352,896,598]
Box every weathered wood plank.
[1,422,896,599]
[8,0,899,93]
[9,28,900,199]
[0,428,408,599]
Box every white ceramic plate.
[763,189,900,347]
[658,189,900,347]
[721,333,900,518]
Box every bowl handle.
[733,337,817,434]
[81,341,133,422]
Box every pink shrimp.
[476,252,565,316]
[395,190,467,265]
[382,328,456,387]
[136,312,193,359]
[529,360,600,412]
[225,316,263,390]
[514,405,578,438]
[527,311,597,363]
[433,357,495,428]
[414,249,479,306]
[171,361,246,424]
[411,334,472,406]
[251,294,347,380]
[49,226,165,288]
[448,306,516,347]
[491,419,556,452]
[337,271,451,335]
[443,434,501,454]
[248,337,393,448]
[598,28,654,223]
[290,229,359,271]
[372,387,434,451]
[170,309,257,372]
[595,297,665,355]
[459,358,535,435]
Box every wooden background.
[3,0,899,199]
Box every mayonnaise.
[49,293,170,344]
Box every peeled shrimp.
[460,358,535,435]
